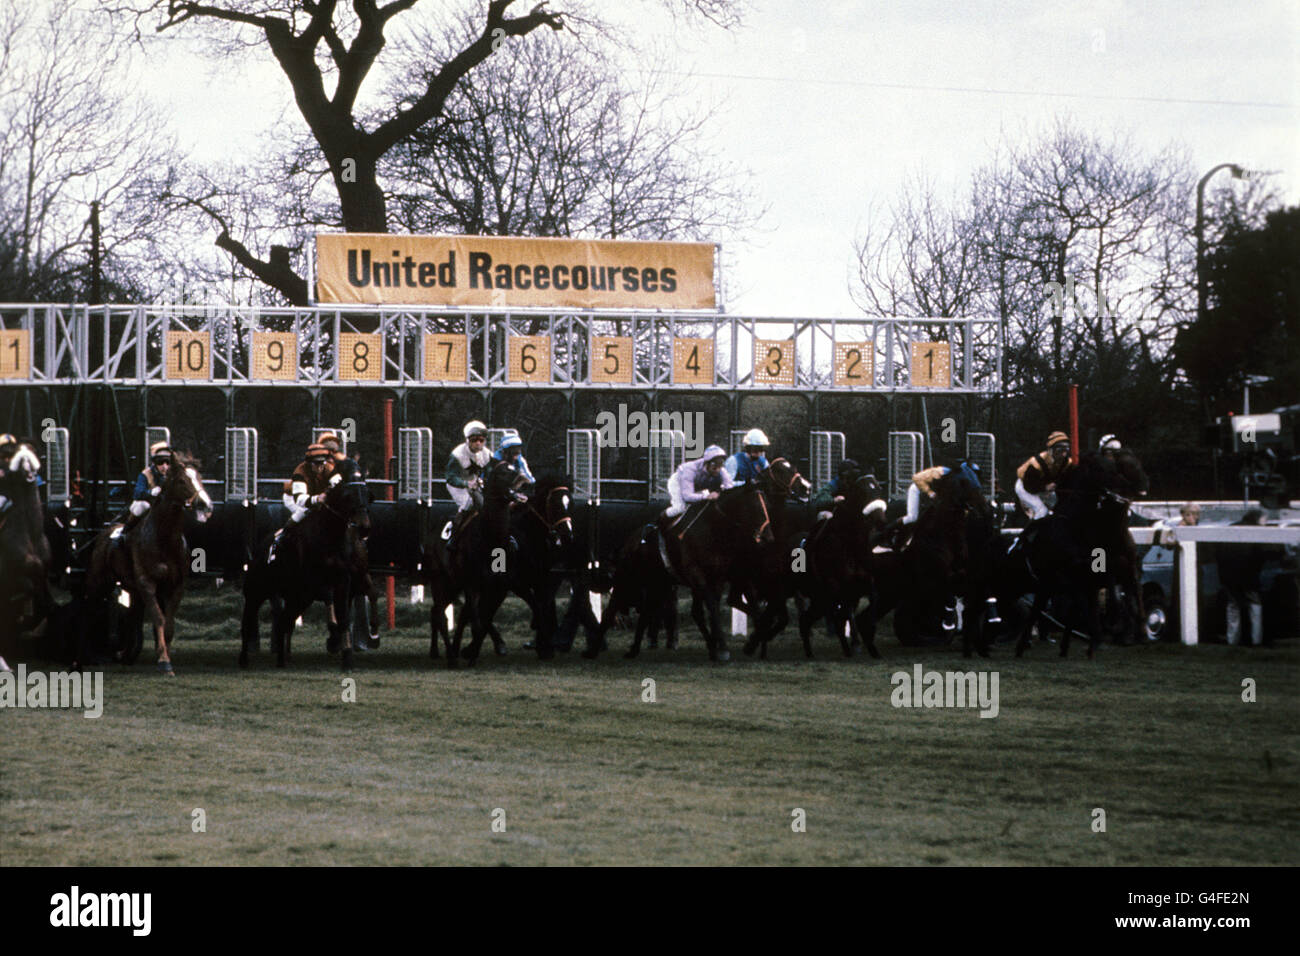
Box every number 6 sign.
[508,334,550,383]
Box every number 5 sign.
[910,341,951,388]
[508,334,550,383]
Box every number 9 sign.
[338,332,382,381]
[508,334,550,383]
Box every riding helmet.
[838,458,860,476]
[1099,434,1121,452]
[463,420,488,439]
[306,442,330,462]
[742,428,769,448]
[149,441,173,462]
[498,434,523,454]
[1045,430,1069,449]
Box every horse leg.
[364,572,380,649]
[136,580,172,676]
[1085,586,1103,660]
[240,585,264,669]
[1016,591,1047,658]
[707,590,729,662]
[274,600,300,668]
[333,577,353,672]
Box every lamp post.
[1195,163,1248,328]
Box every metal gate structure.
[488,427,518,456]
[888,431,925,500]
[566,429,601,504]
[965,432,996,496]
[398,427,434,503]
[809,430,846,493]
[729,430,748,456]
[44,426,70,504]
[224,427,258,504]
[648,430,687,500]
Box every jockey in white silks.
[445,420,492,512]
[665,444,733,518]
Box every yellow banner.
[316,233,716,310]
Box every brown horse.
[658,482,776,661]
[86,454,212,675]
[0,441,53,665]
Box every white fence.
[1001,522,1300,646]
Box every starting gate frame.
[397,427,434,503]
[888,431,925,500]
[809,431,846,493]
[224,427,258,504]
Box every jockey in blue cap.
[493,433,535,485]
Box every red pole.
[1068,384,1080,465]
[383,398,396,630]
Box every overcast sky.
[145,0,1298,317]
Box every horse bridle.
[765,458,806,497]
[323,478,369,519]
[526,485,573,540]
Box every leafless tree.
[112,0,747,304]
[0,1,177,300]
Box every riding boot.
[1248,600,1263,646]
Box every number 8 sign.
[338,332,382,381]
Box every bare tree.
[0,0,177,300]
[114,0,746,303]
[376,28,758,243]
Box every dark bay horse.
[1010,450,1148,659]
[505,474,574,659]
[857,469,987,651]
[658,482,775,662]
[239,458,370,671]
[586,522,679,660]
[423,460,527,666]
[86,453,213,675]
[0,441,54,665]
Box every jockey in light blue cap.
[494,433,535,485]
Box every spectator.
[1156,502,1200,546]
[1217,509,1266,647]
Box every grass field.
[2,584,1297,866]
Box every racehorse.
[745,472,885,659]
[505,474,574,659]
[857,468,987,651]
[586,522,679,660]
[658,481,776,662]
[1093,448,1150,643]
[0,440,53,665]
[238,458,369,671]
[85,453,213,675]
[1010,450,1148,659]
[423,459,528,666]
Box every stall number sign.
[423,334,468,382]
[165,331,211,380]
[338,332,382,381]
[911,342,951,388]
[590,336,634,384]
[251,332,297,380]
[508,335,550,383]
[672,338,714,385]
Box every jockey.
[725,428,770,484]
[811,458,861,521]
[903,460,982,525]
[318,431,347,464]
[664,444,733,518]
[1015,431,1072,521]
[282,442,338,525]
[445,420,492,513]
[493,433,535,486]
[1098,433,1122,461]
[113,441,173,537]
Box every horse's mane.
[170,450,202,471]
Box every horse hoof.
[369,635,381,650]
[341,649,354,671]
[495,644,509,656]
[157,661,174,676]
[716,649,731,663]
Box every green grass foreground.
[2,585,1297,866]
